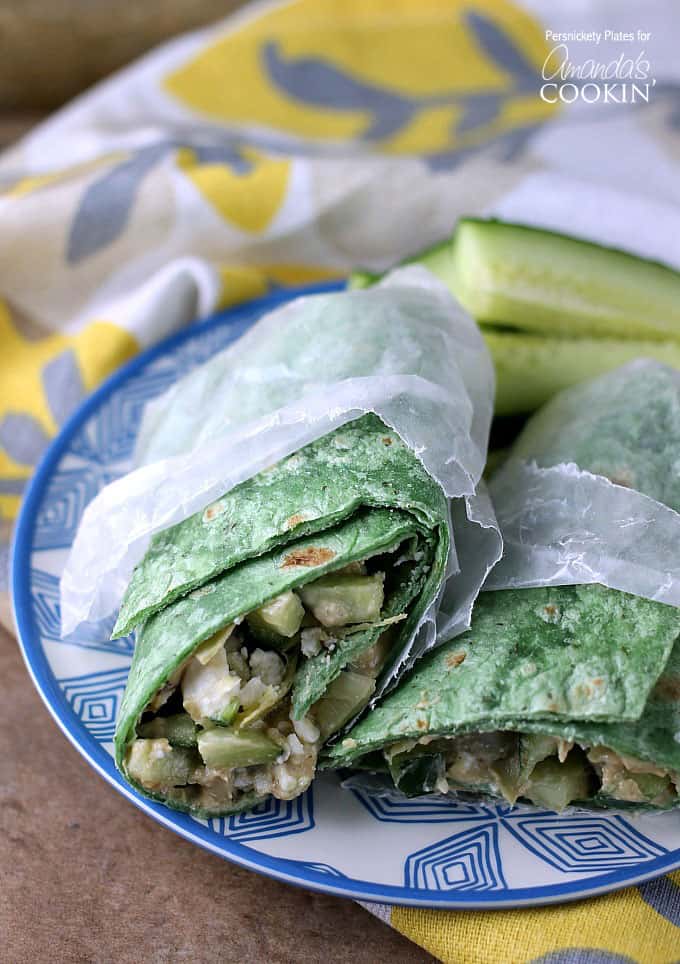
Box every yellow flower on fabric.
[0,302,137,519]
[392,869,680,964]
[165,0,555,162]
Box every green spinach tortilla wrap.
[328,361,680,811]
[61,267,500,816]
[114,416,450,815]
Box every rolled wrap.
[330,363,680,811]
[67,269,501,816]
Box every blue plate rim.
[11,282,680,909]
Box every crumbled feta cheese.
[239,676,268,708]
[300,627,322,658]
[227,648,250,681]
[182,647,240,721]
[292,715,320,745]
[287,733,304,757]
[249,648,285,686]
[274,765,299,795]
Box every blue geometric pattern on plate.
[405,824,506,891]
[206,789,314,842]
[34,467,106,550]
[503,814,667,873]
[13,282,680,909]
[30,568,134,655]
[59,668,131,742]
[352,788,495,823]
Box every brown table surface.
[1,625,434,964]
[0,110,433,964]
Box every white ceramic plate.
[13,284,680,909]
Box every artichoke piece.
[235,652,297,729]
[524,749,594,811]
[197,728,281,769]
[182,645,241,725]
[126,738,196,790]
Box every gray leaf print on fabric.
[0,478,26,495]
[42,349,85,426]
[260,11,543,165]
[638,873,680,925]
[67,140,261,263]
[67,142,173,264]
[466,10,538,93]
[530,951,636,964]
[0,413,51,466]
[261,41,419,141]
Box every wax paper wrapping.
[486,360,680,604]
[61,267,501,688]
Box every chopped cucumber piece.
[182,646,241,724]
[485,329,680,415]
[138,713,198,748]
[524,751,593,811]
[247,591,304,644]
[298,572,384,627]
[197,728,281,769]
[312,670,375,739]
[126,738,196,789]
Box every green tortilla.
[510,359,680,511]
[113,414,450,815]
[328,366,680,809]
[325,586,680,766]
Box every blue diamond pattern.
[502,814,667,872]
[352,788,494,823]
[30,569,134,654]
[405,824,506,891]
[206,788,314,841]
[34,467,107,550]
[59,668,130,741]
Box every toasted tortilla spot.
[446,651,466,668]
[653,676,680,701]
[416,718,427,731]
[281,546,335,568]
[202,501,225,523]
[382,437,393,446]
[285,513,307,531]
[606,469,634,488]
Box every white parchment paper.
[486,361,680,605]
[61,267,502,672]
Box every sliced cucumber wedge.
[450,219,680,341]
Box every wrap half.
[114,415,450,815]
[326,586,680,810]
[329,363,680,811]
